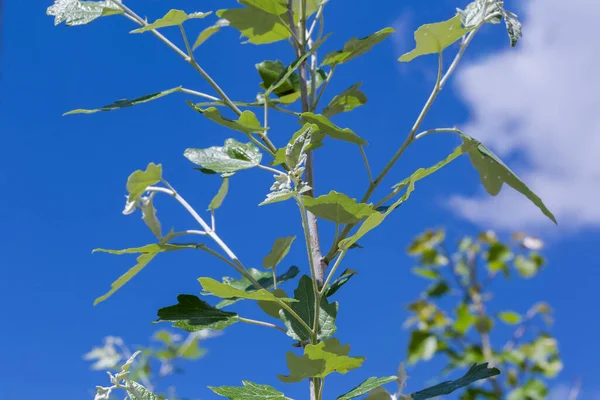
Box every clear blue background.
[1,1,598,399]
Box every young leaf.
[157,294,239,331]
[399,15,470,62]
[259,174,296,206]
[302,190,375,224]
[188,104,263,134]
[93,243,200,305]
[323,83,368,118]
[263,236,296,270]
[215,266,300,308]
[409,363,501,400]
[278,338,364,382]
[498,311,522,325]
[337,376,398,400]
[47,0,122,27]
[503,10,523,47]
[199,277,296,303]
[126,163,162,204]
[322,27,395,66]
[324,268,358,298]
[459,132,557,224]
[64,87,183,115]
[184,139,262,176]
[209,380,287,399]
[217,4,291,45]
[279,275,338,341]
[257,60,300,99]
[130,9,211,33]
[140,195,162,239]
[457,0,502,29]
[208,178,229,211]
[285,124,315,169]
[127,381,162,400]
[193,19,230,50]
[300,112,367,145]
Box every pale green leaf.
[64,87,182,115]
[322,27,395,66]
[157,294,239,331]
[323,83,368,118]
[208,178,229,211]
[217,4,290,45]
[210,380,287,399]
[457,0,503,29]
[131,9,211,33]
[47,0,122,26]
[188,105,263,134]
[140,195,162,239]
[337,376,398,400]
[279,275,338,341]
[184,139,262,176]
[409,363,501,399]
[412,267,440,280]
[199,277,296,303]
[258,288,289,319]
[498,311,522,325]
[454,302,476,334]
[127,381,162,400]
[193,19,230,50]
[263,236,296,270]
[459,132,556,224]
[399,15,470,62]
[303,190,375,224]
[503,10,523,47]
[278,338,364,382]
[300,112,367,145]
[126,163,162,204]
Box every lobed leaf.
[322,27,395,66]
[303,190,375,225]
[157,294,239,331]
[217,3,290,45]
[199,277,297,303]
[131,9,211,33]
[337,376,398,400]
[300,112,367,145]
[409,363,501,399]
[47,0,122,27]
[209,380,287,399]
[323,83,368,118]
[188,105,263,134]
[185,139,262,176]
[126,163,162,204]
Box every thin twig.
[239,317,287,333]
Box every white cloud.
[450,0,600,231]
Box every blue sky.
[1,0,599,399]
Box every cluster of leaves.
[85,330,217,399]
[404,229,562,399]
[47,0,556,399]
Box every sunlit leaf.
[303,191,375,224]
[257,60,300,99]
[457,0,503,29]
[199,277,296,303]
[257,288,289,319]
[263,236,296,270]
[126,163,162,204]
[454,303,476,334]
[184,139,262,176]
[300,112,367,145]
[127,381,162,400]
[498,311,522,325]
[47,0,122,26]
[322,27,395,66]
[503,10,523,47]
[193,19,230,50]
[140,195,162,239]
[399,15,470,62]
[412,267,440,280]
[157,294,239,331]
[217,4,290,45]
[210,380,287,399]
[278,338,364,382]
[208,178,229,211]
[323,83,368,118]
[337,376,397,400]
[131,9,211,33]
[188,105,263,134]
[409,363,501,399]
[408,331,438,364]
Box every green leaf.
[340,144,470,251]
[514,255,541,278]
[279,275,338,341]
[216,266,300,308]
[188,105,263,134]
[184,139,262,176]
[459,132,556,224]
[337,376,398,400]
[127,381,162,400]
[408,331,438,364]
[140,195,162,239]
[263,236,296,270]
[157,294,239,331]
[209,380,287,399]
[409,363,501,400]
[47,0,123,26]
[412,267,440,280]
[322,27,395,66]
[257,288,289,319]
[285,124,316,169]
[457,0,503,29]
[507,379,548,400]
[131,9,211,33]
[193,19,230,50]
[408,230,446,255]
[503,10,523,47]
[366,388,393,400]
[300,112,367,145]
[217,4,290,45]
[325,268,358,297]
[303,191,375,224]
[64,87,182,115]
[323,83,368,118]
[278,338,364,382]
[93,243,199,306]
[498,311,522,325]
[208,178,229,211]
[454,303,476,334]
[199,277,296,303]
[399,15,470,62]
[257,60,300,99]
[426,280,450,298]
[126,163,162,203]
